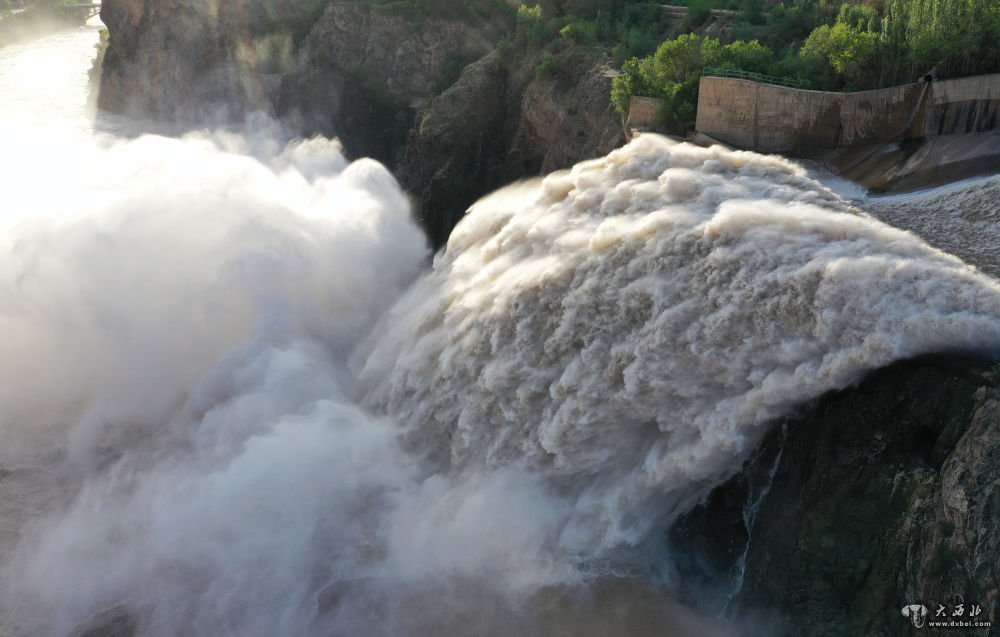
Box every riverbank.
[0,5,90,48]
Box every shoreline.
[0,6,91,49]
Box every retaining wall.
[626,95,665,131]
[695,74,1000,153]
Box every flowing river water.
[1,21,999,637]
[0,21,103,132]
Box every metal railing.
[702,67,806,89]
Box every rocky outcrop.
[300,4,490,98]
[278,4,624,245]
[499,65,627,179]
[99,0,280,121]
[671,355,1000,636]
[274,3,492,166]
[398,53,509,246]
[97,0,625,246]
[398,53,625,245]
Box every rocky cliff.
[672,355,1000,636]
[276,2,625,246]
[99,0,278,120]
[98,0,625,246]
[398,51,624,245]
[273,2,493,167]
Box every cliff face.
[99,0,276,120]
[273,3,492,168]
[398,54,624,245]
[278,3,624,246]
[98,0,624,246]
[299,4,490,98]
[500,64,625,178]
[671,356,1000,636]
[397,53,509,246]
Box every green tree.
[611,34,780,134]
[515,3,547,51]
[837,3,879,32]
[647,33,713,86]
[713,39,775,73]
[800,22,879,87]
[611,56,653,114]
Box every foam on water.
[865,174,1000,278]
[359,135,1000,553]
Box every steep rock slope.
[397,53,509,246]
[99,0,279,120]
[274,2,492,165]
[398,53,624,245]
[97,0,625,245]
[278,3,624,245]
[672,355,1000,636]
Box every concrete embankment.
[824,130,1000,192]
[695,75,1000,192]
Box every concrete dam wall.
[695,74,1000,154]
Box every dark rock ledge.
[672,354,1000,637]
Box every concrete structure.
[695,74,1000,154]
[926,75,1000,135]
[626,96,665,136]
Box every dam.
[690,73,1000,191]
[695,73,1000,153]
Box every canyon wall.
[98,0,625,247]
[672,355,1000,636]
[99,0,279,120]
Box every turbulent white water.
[359,136,1000,554]
[865,175,1000,278]
[2,24,1000,637]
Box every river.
[0,21,102,132]
[2,21,1000,637]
